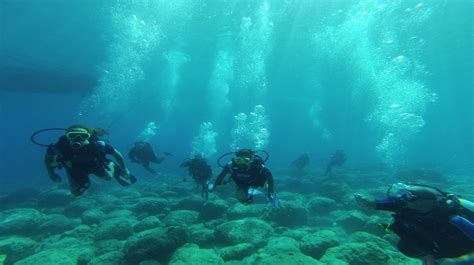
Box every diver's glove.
[266,192,281,208]
[354,193,375,209]
[207,183,215,192]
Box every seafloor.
[0,167,471,265]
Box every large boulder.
[0,236,37,263]
[63,198,96,217]
[94,217,134,240]
[123,227,188,264]
[215,218,273,246]
[306,196,337,214]
[39,214,81,234]
[0,208,43,236]
[217,243,255,261]
[88,251,124,265]
[226,203,269,220]
[264,201,308,227]
[301,230,341,259]
[94,239,125,256]
[133,198,169,215]
[174,196,205,211]
[254,252,322,265]
[332,210,369,233]
[81,209,107,225]
[133,216,162,233]
[199,200,228,220]
[15,249,76,265]
[188,224,215,247]
[320,242,392,265]
[169,244,224,265]
[163,210,199,227]
[264,236,300,255]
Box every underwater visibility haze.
[0,0,472,264]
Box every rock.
[94,240,125,256]
[306,196,337,214]
[320,242,391,265]
[81,209,107,225]
[215,218,273,246]
[264,201,308,227]
[133,197,169,215]
[333,210,368,233]
[88,251,124,265]
[15,249,76,265]
[139,261,161,265]
[188,224,215,246]
[264,236,300,255]
[37,189,73,208]
[200,200,228,220]
[174,196,205,211]
[134,216,162,233]
[170,244,224,265]
[226,203,268,220]
[64,199,96,217]
[301,230,341,259]
[217,243,255,261]
[0,236,37,263]
[39,214,81,234]
[123,227,188,264]
[0,208,43,236]
[163,210,199,227]
[106,209,134,219]
[94,217,134,240]
[254,252,322,265]
[314,181,350,201]
[63,224,93,239]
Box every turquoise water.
[0,0,472,264]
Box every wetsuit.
[214,158,275,203]
[128,142,163,174]
[375,197,474,259]
[47,136,115,194]
[181,158,212,198]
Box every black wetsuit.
[375,198,474,259]
[181,157,212,198]
[47,136,115,193]
[325,150,346,177]
[128,142,163,175]
[215,158,275,198]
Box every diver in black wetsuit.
[324,150,346,177]
[354,183,474,262]
[180,155,212,199]
[210,149,276,205]
[44,125,135,196]
[291,153,310,177]
[128,141,169,175]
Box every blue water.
[0,0,472,190]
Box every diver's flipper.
[106,162,137,186]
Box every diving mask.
[66,131,91,141]
[387,183,416,201]
[234,156,252,166]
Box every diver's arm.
[128,149,138,163]
[354,194,404,211]
[213,166,230,187]
[111,149,129,174]
[264,168,275,194]
[44,153,61,182]
[450,215,474,241]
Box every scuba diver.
[324,149,346,177]
[180,155,212,199]
[290,153,310,177]
[354,183,474,262]
[128,141,171,175]
[41,125,136,196]
[209,149,279,207]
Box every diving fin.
[106,162,137,186]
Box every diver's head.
[66,127,91,149]
[388,183,440,213]
[233,149,255,167]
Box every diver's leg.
[235,186,251,204]
[143,162,158,175]
[67,170,91,196]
